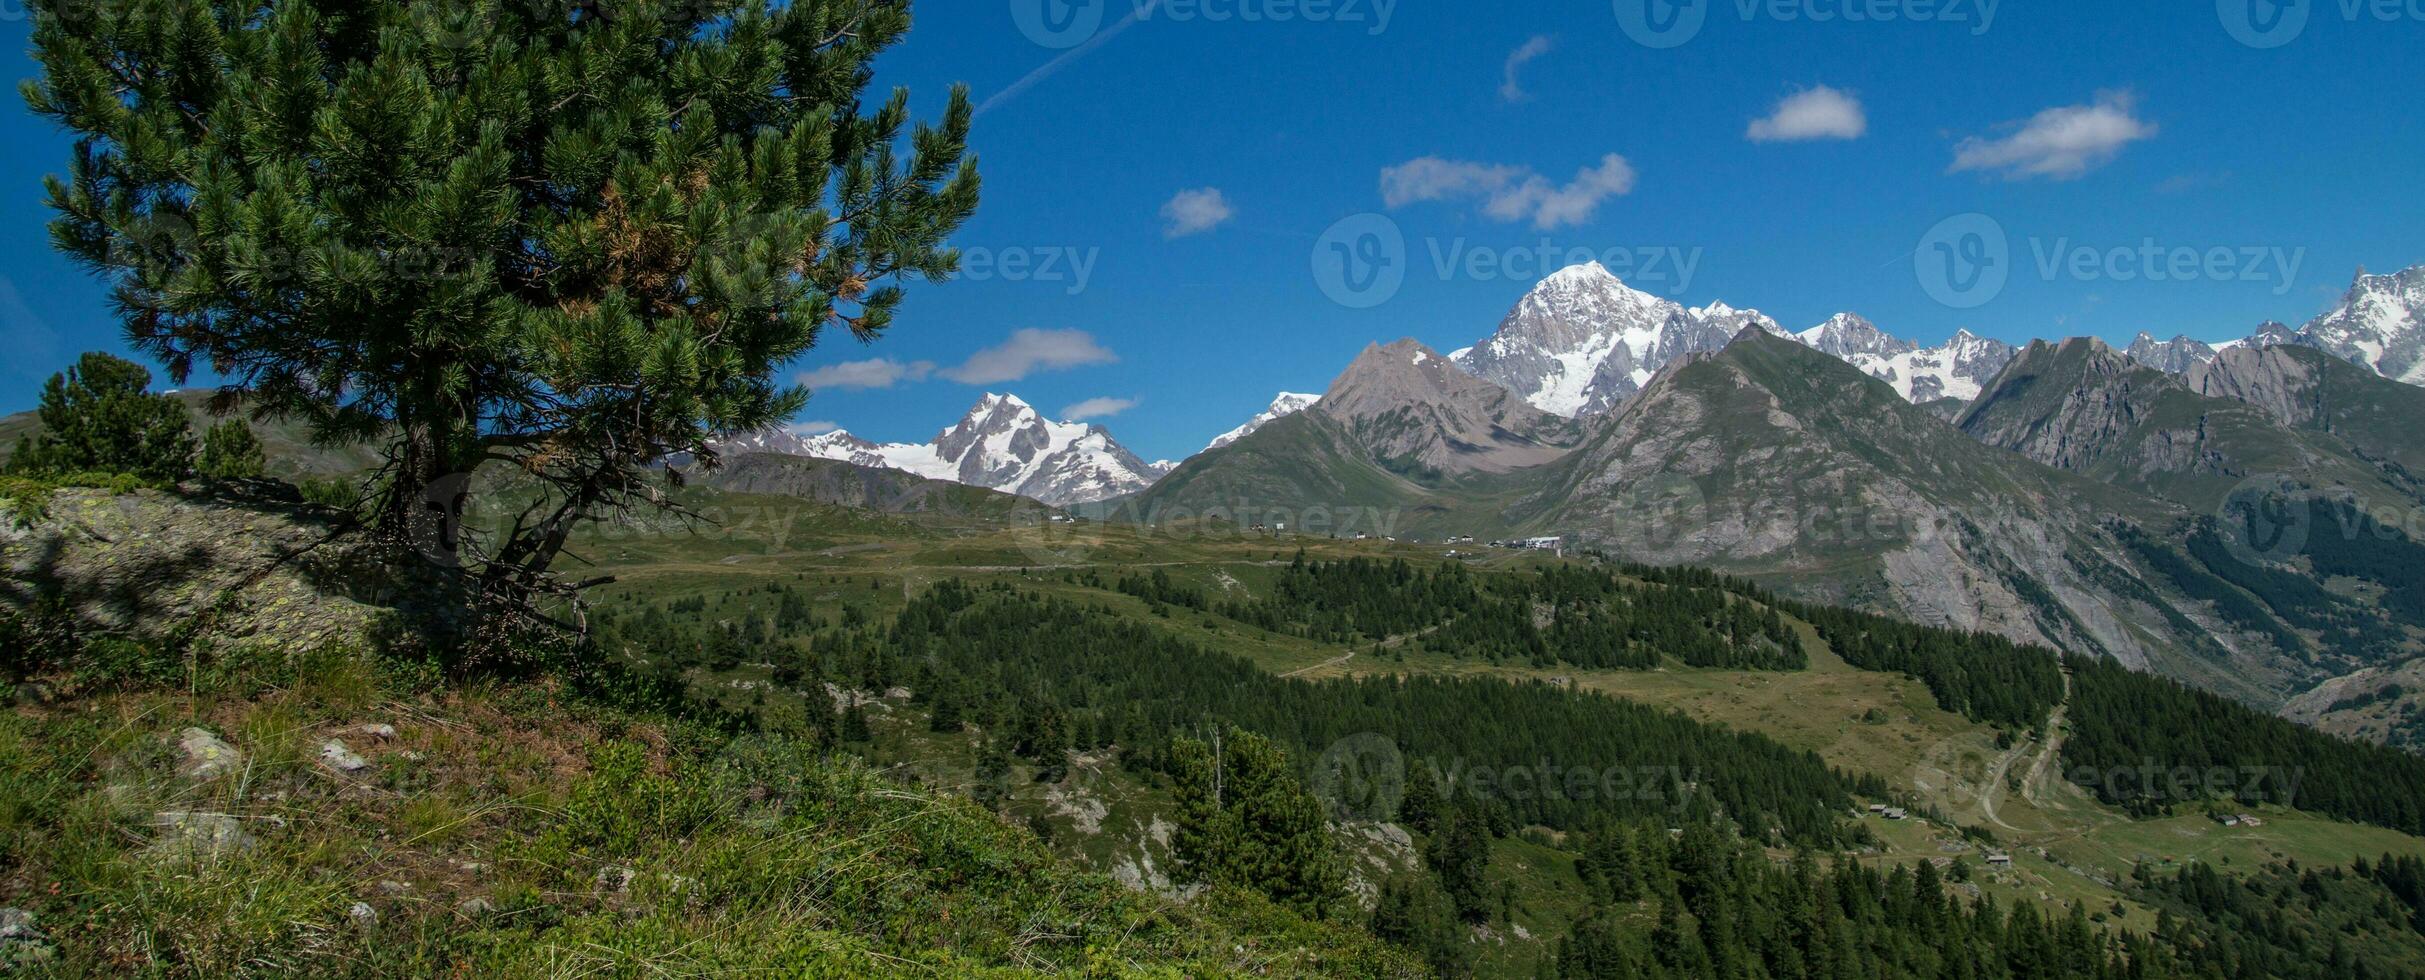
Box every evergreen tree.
[26,0,979,616]
[195,419,266,480]
[5,352,192,482]
[1169,727,1345,917]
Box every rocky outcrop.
[0,485,410,654]
[2185,344,2327,428]
[2124,333,2220,374]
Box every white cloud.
[787,420,842,437]
[941,329,1118,385]
[1950,91,2156,181]
[1061,397,1139,422]
[1746,86,1867,142]
[1380,153,1637,230]
[798,357,934,391]
[1160,188,1235,238]
[1500,35,1554,102]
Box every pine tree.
[5,352,193,482]
[195,419,266,480]
[839,701,871,744]
[25,1,979,618]
[1169,727,1345,917]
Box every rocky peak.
[1797,313,1918,359]
[1319,339,1578,474]
[2184,344,2327,429]
[2124,333,2221,375]
[1450,263,1770,417]
[1206,392,1322,451]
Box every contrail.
[977,0,1163,118]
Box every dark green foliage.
[867,581,1868,843]
[26,0,979,606]
[1557,821,2155,980]
[2301,499,2425,625]
[2062,654,2425,834]
[1170,727,1346,917]
[194,419,266,480]
[3,352,192,483]
[1116,568,1208,610]
[1371,874,1472,977]
[1425,802,1496,923]
[2129,855,2425,978]
[1787,601,2065,731]
[2116,521,2304,651]
[1218,556,1807,671]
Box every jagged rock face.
[1963,337,2425,516]
[2124,333,2220,374]
[2224,267,2425,387]
[1818,329,2020,404]
[719,395,1166,506]
[2184,345,2328,428]
[2294,267,2425,384]
[1797,313,1917,360]
[1960,339,2162,473]
[1449,263,1780,417]
[1318,340,1580,475]
[2185,341,2425,477]
[1206,393,1321,451]
[1518,332,2185,667]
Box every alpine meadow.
[6,3,2425,978]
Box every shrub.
[195,419,266,480]
[4,352,192,483]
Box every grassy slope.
[0,649,1415,978]
[580,499,2425,974]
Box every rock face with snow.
[2124,333,2222,374]
[724,395,1167,506]
[1206,393,1321,451]
[1797,313,1917,360]
[2252,267,2425,386]
[1451,262,2016,415]
[1815,328,2020,404]
[1449,262,1782,417]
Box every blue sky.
[1,3,2419,461]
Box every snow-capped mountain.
[2123,333,2222,374]
[1449,262,1782,417]
[1814,328,2021,404]
[2272,266,2425,385]
[1206,392,1321,451]
[1796,313,1917,360]
[720,394,1169,506]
